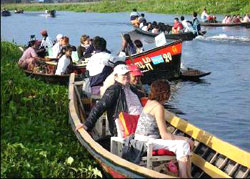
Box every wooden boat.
[201,21,250,28]
[14,9,24,14]
[1,10,11,16]
[180,67,211,81]
[134,27,203,41]
[21,60,86,85]
[45,10,56,17]
[24,69,72,85]
[68,73,250,178]
[126,40,182,84]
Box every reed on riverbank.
[2,0,249,15]
[1,42,101,178]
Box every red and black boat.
[126,40,182,84]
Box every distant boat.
[14,9,24,14]
[45,9,56,17]
[1,10,11,16]
[201,21,250,28]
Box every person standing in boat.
[130,8,140,27]
[82,64,145,136]
[86,37,125,95]
[192,12,202,36]
[18,40,42,70]
[134,80,193,178]
[55,45,73,75]
[121,34,137,56]
[39,30,53,57]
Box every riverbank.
[2,0,249,15]
[1,42,101,178]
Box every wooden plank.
[68,73,75,100]
[165,110,250,168]
[192,154,230,178]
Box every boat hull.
[1,11,11,16]
[126,40,182,84]
[201,22,250,27]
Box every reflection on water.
[1,11,250,151]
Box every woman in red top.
[172,18,184,34]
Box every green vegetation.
[1,42,102,178]
[2,0,250,15]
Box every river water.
[1,11,250,151]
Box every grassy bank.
[1,42,101,178]
[2,0,250,15]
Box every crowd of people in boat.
[18,29,145,76]
[130,8,204,36]
[201,8,250,23]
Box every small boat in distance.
[1,10,11,16]
[180,67,211,81]
[201,21,250,28]
[14,9,24,14]
[68,73,250,178]
[45,9,56,17]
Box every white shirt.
[40,36,53,51]
[142,26,148,31]
[243,15,250,22]
[181,20,194,32]
[86,52,126,76]
[201,11,209,21]
[52,42,61,58]
[130,11,140,17]
[55,55,70,75]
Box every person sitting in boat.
[152,25,160,34]
[52,34,63,58]
[128,64,145,93]
[172,18,184,34]
[130,8,140,27]
[222,15,228,24]
[83,64,145,136]
[77,34,91,60]
[192,12,202,35]
[18,40,42,70]
[201,8,216,22]
[55,45,73,75]
[134,79,193,178]
[134,39,144,54]
[57,36,70,59]
[242,13,250,22]
[180,16,194,33]
[39,30,53,57]
[121,34,136,56]
[232,15,241,23]
[87,37,125,95]
[225,15,232,24]
[138,13,146,24]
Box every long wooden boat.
[1,10,11,16]
[23,70,72,85]
[180,68,211,81]
[126,40,182,84]
[134,27,198,41]
[68,73,250,178]
[201,21,250,28]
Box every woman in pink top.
[18,40,41,70]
